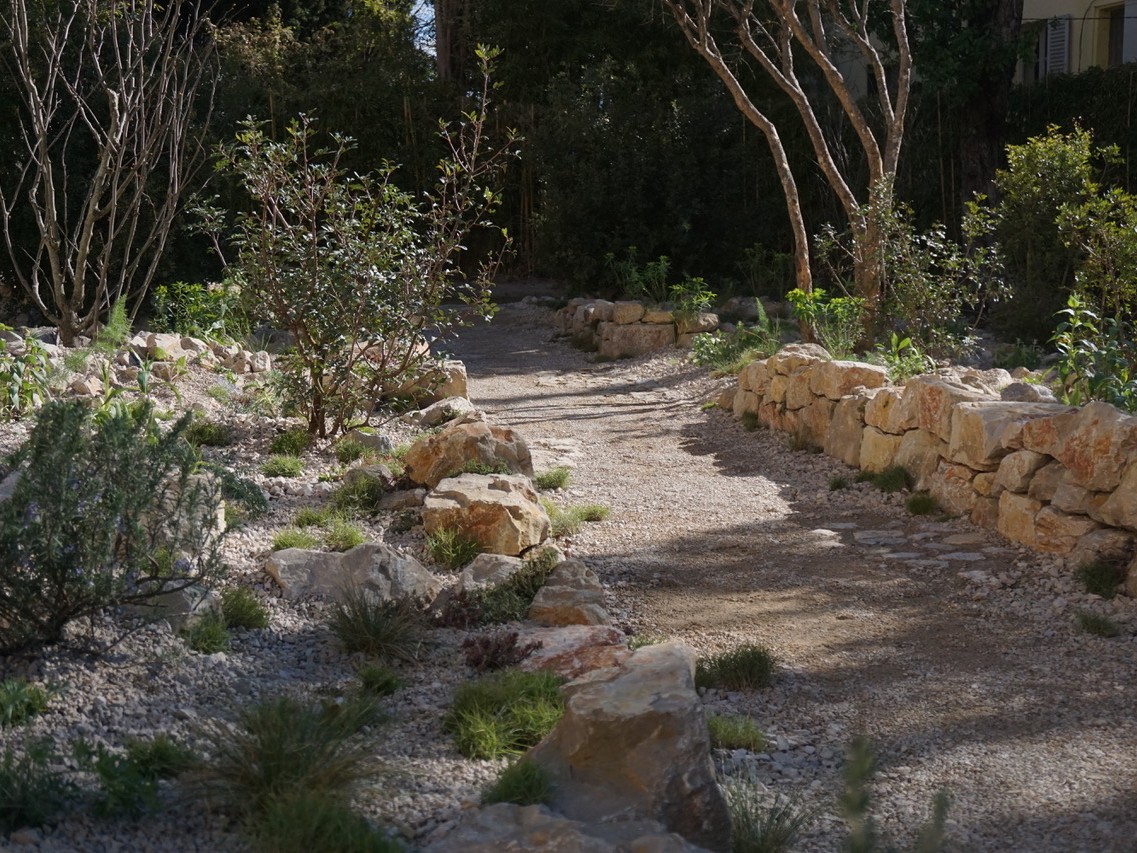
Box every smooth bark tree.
[664,0,913,325]
[0,0,216,344]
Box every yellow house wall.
[1023,0,1127,73]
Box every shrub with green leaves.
[198,461,269,523]
[0,401,225,653]
[152,280,248,340]
[1053,292,1137,411]
[534,467,571,491]
[696,644,777,691]
[74,739,161,818]
[182,611,230,653]
[690,309,781,375]
[221,587,270,630]
[707,714,766,751]
[786,288,864,359]
[426,527,483,570]
[273,528,322,551]
[1076,610,1122,638]
[440,549,560,628]
[1078,559,1127,599]
[0,679,51,727]
[335,439,367,464]
[125,734,196,779]
[444,669,564,759]
[269,428,313,457]
[332,477,386,516]
[329,591,426,663]
[262,455,305,478]
[0,336,52,421]
[0,740,73,833]
[482,759,553,806]
[356,664,403,697]
[185,419,234,448]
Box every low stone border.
[551,299,719,359]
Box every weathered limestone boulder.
[342,427,394,454]
[597,322,677,359]
[611,301,646,324]
[825,394,869,467]
[738,360,769,395]
[404,395,478,428]
[529,643,731,851]
[423,474,550,555]
[1051,476,1093,516]
[719,296,762,322]
[732,389,760,419]
[971,496,1001,528]
[676,312,719,335]
[1034,506,1099,554]
[1027,460,1067,502]
[422,804,708,853]
[126,583,220,631]
[902,375,995,443]
[1000,381,1056,403]
[997,491,1043,548]
[377,489,426,511]
[436,359,469,401]
[642,307,674,324]
[1069,529,1134,568]
[767,343,829,376]
[949,402,1064,470]
[1048,401,1137,491]
[343,463,397,492]
[757,400,783,431]
[1017,408,1080,457]
[265,542,441,603]
[405,422,534,489]
[973,472,1000,497]
[894,429,947,491]
[863,386,915,435]
[929,461,976,517]
[520,625,631,680]
[1089,460,1137,531]
[717,388,737,411]
[783,368,816,411]
[767,374,790,404]
[572,301,615,337]
[809,360,890,401]
[459,553,524,590]
[859,427,903,472]
[70,375,103,396]
[994,449,1050,494]
[528,559,611,626]
[799,397,835,448]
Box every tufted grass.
[1077,559,1127,599]
[906,492,938,515]
[249,792,403,852]
[221,587,270,630]
[272,528,322,551]
[426,527,483,570]
[444,669,564,760]
[534,466,571,491]
[482,759,553,806]
[0,680,52,728]
[269,428,312,456]
[696,644,777,691]
[707,714,766,751]
[725,782,816,853]
[1075,610,1122,637]
[182,611,229,653]
[328,591,426,663]
[262,455,304,478]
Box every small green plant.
[273,528,322,551]
[604,247,671,304]
[857,465,910,493]
[542,500,610,537]
[707,714,766,751]
[182,610,230,653]
[73,739,160,818]
[328,591,426,663]
[294,506,338,528]
[200,461,269,523]
[185,419,234,448]
[1053,292,1137,410]
[671,276,716,323]
[62,347,91,374]
[198,695,380,819]
[696,644,777,691]
[906,492,938,516]
[125,734,196,779]
[335,438,367,464]
[444,669,564,760]
[152,280,248,340]
[249,791,403,853]
[332,477,386,516]
[270,428,313,456]
[1075,610,1122,638]
[0,337,53,421]
[221,587,270,630]
[0,680,51,727]
[263,455,305,477]
[482,759,553,806]
[458,459,513,476]
[873,332,933,383]
[356,664,403,697]
[740,411,759,432]
[93,300,132,354]
[691,310,781,374]
[427,527,483,570]
[725,782,816,853]
[1077,559,1127,599]
[628,634,665,650]
[0,740,73,833]
[994,340,1044,371]
[325,520,366,552]
[829,476,848,491]
[534,466,571,491]
[786,287,864,358]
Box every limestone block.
[758,400,783,431]
[894,429,947,491]
[994,450,1050,494]
[1069,529,1135,568]
[717,388,737,411]
[1089,460,1137,531]
[676,312,718,335]
[733,389,760,419]
[265,543,440,603]
[767,374,789,404]
[1051,476,1092,516]
[767,343,830,376]
[825,394,869,467]
[902,375,996,443]
[738,360,770,395]
[519,625,631,680]
[1034,506,1100,554]
[973,472,1000,497]
[422,474,550,556]
[997,491,1042,548]
[949,402,1065,470]
[528,559,611,626]
[642,307,674,324]
[597,322,677,360]
[864,386,915,435]
[404,395,478,428]
[800,397,835,449]
[1027,460,1067,502]
[929,461,977,517]
[860,427,903,473]
[809,360,890,401]
[1049,400,1137,491]
[611,301,646,324]
[971,496,1000,529]
[405,421,534,489]
[783,367,816,411]
[1017,407,1080,457]
[1000,381,1056,403]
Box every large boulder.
[1050,401,1137,491]
[949,402,1067,470]
[863,386,915,435]
[529,642,731,852]
[405,422,534,489]
[929,461,976,517]
[893,429,946,492]
[994,449,1050,494]
[528,559,611,626]
[859,427,902,473]
[767,343,830,376]
[264,543,440,603]
[809,359,889,401]
[519,625,631,680]
[403,396,479,428]
[596,322,676,359]
[825,393,869,467]
[902,375,996,443]
[422,474,550,556]
[997,492,1043,548]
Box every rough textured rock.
[405,421,534,488]
[825,394,869,467]
[997,492,1043,548]
[971,496,1000,528]
[597,322,677,360]
[994,450,1050,494]
[767,343,830,376]
[264,543,440,602]
[528,559,611,626]
[929,461,977,517]
[422,474,550,555]
[1000,381,1056,403]
[125,583,219,631]
[864,386,915,435]
[1089,461,1137,531]
[1069,528,1134,568]
[459,553,524,591]
[1027,460,1068,503]
[529,642,730,852]
[783,367,817,411]
[422,804,709,853]
[809,359,890,400]
[611,301,646,325]
[903,375,996,443]
[404,396,478,428]
[520,625,632,680]
[675,312,719,335]
[342,427,394,454]
[949,402,1064,470]
[641,307,674,324]
[738,360,769,396]
[377,488,426,511]
[894,429,946,491]
[732,389,760,419]
[1033,507,1099,554]
[859,427,903,473]
[1017,408,1081,457]
[343,463,396,492]
[1050,401,1137,491]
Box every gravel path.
[450,301,1137,852]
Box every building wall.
[1022,0,1137,78]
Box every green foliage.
[0,679,51,727]
[124,735,196,780]
[294,507,338,528]
[0,740,73,833]
[829,476,849,491]
[628,634,666,650]
[221,587,270,630]
[1053,292,1137,410]
[873,333,934,383]
[725,783,815,853]
[356,664,403,697]
[328,591,426,663]
[1077,559,1127,599]
[332,477,386,516]
[441,549,560,628]
[272,528,321,551]
[691,301,782,374]
[211,56,514,437]
[994,341,1044,371]
[740,411,760,432]
[458,459,514,476]
[1075,610,1122,638]
[0,401,224,653]
[262,455,305,477]
[152,281,248,340]
[0,337,52,421]
[335,439,367,464]
[786,288,863,359]
[199,463,269,523]
[249,792,403,853]
[199,695,380,819]
[604,248,672,304]
[906,493,939,516]
[444,669,564,760]
[73,739,161,818]
[534,466,571,491]
[542,500,610,537]
[707,714,766,752]
[270,428,313,456]
[695,644,776,691]
[93,301,132,354]
[426,527,483,570]
[182,611,230,653]
[185,419,234,448]
[856,466,910,493]
[482,759,553,807]
[325,520,366,552]
[671,276,716,321]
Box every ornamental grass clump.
[482,759,553,806]
[328,591,426,663]
[444,668,564,760]
[695,644,777,691]
[426,526,482,570]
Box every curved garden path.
[450,298,1137,852]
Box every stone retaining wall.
[552,298,718,359]
[725,344,1137,590]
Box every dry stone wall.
[552,298,719,358]
[725,344,1137,590]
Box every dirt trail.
[451,301,1137,852]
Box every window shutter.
[1046,15,1072,76]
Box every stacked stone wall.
[551,298,718,358]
